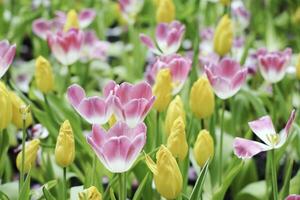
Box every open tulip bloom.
[0,40,16,79]
[234,109,296,159]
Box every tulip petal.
[285,195,300,200]
[283,109,296,136]
[67,84,86,108]
[79,9,96,28]
[140,34,161,55]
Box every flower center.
[267,134,279,146]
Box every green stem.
[63,167,67,200]
[43,94,58,125]
[20,119,26,192]
[218,100,226,185]
[91,154,96,186]
[155,111,161,147]
[118,173,126,200]
[270,149,278,200]
[82,62,90,86]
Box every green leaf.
[189,161,210,200]
[279,157,293,200]
[235,181,267,200]
[109,188,117,200]
[43,187,56,200]
[18,170,31,200]
[0,191,9,200]
[132,173,149,200]
[31,179,57,200]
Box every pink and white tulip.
[104,81,155,128]
[140,21,185,55]
[286,195,300,200]
[257,48,292,83]
[87,122,147,173]
[47,29,84,66]
[233,109,296,159]
[205,58,248,99]
[0,40,16,79]
[118,0,144,25]
[55,9,96,29]
[67,84,113,125]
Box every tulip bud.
[153,69,173,112]
[78,186,102,200]
[193,130,214,167]
[55,120,75,167]
[156,0,175,23]
[213,15,233,56]
[219,0,231,6]
[145,145,182,199]
[16,139,40,173]
[0,82,12,130]
[165,95,185,136]
[167,117,188,160]
[64,9,80,32]
[296,55,300,80]
[189,76,215,119]
[35,56,54,93]
[9,91,32,129]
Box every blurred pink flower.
[231,0,251,31]
[234,109,296,159]
[104,81,155,128]
[118,0,144,24]
[47,29,84,65]
[67,84,113,125]
[205,58,247,99]
[0,40,16,79]
[257,48,292,83]
[286,195,300,200]
[87,122,147,173]
[140,21,185,55]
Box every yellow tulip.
[64,9,79,32]
[193,130,214,167]
[16,139,40,173]
[165,95,185,136]
[219,0,231,6]
[156,0,175,23]
[145,145,182,199]
[189,76,215,119]
[55,120,75,167]
[213,14,233,56]
[78,186,102,200]
[0,82,12,131]
[167,117,188,160]
[296,54,300,80]
[153,69,173,112]
[9,91,32,129]
[35,56,54,93]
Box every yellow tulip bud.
[167,117,188,160]
[64,9,79,32]
[0,82,12,130]
[213,15,233,56]
[193,130,214,167]
[145,145,182,199]
[296,54,300,80]
[35,56,54,93]
[78,186,102,200]
[219,0,231,6]
[16,139,40,173]
[55,120,75,167]
[156,0,175,23]
[165,95,185,136]
[9,92,32,129]
[153,69,173,112]
[189,76,215,119]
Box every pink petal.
[217,58,241,78]
[140,34,156,49]
[103,80,117,97]
[123,99,150,128]
[32,19,52,40]
[285,195,300,200]
[0,42,16,78]
[231,68,247,90]
[67,84,86,108]
[156,23,168,43]
[79,9,96,28]
[283,109,296,136]
[128,82,153,100]
[108,122,146,140]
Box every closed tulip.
[16,139,40,173]
[55,120,75,167]
[213,15,233,56]
[9,91,32,129]
[78,186,102,200]
[153,69,173,112]
[145,145,182,199]
[35,56,54,93]
[297,55,300,79]
[193,130,214,167]
[156,0,175,23]
[0,82,12,130]
[165,95,185,136]
[167,117,188,160]
[64,9,79,32]
[189,76,215,119]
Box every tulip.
[63,10,79,32]
[47,29,83,66]
[9,91,32,129]
[55,120,75,167]
[152,69,173,112]
[189,76,215,119]
[35,56,54,93]
[165,95,185,136]
[118,0,144,25]
[219,0,230,6]
[231,0,250,31]
[145,145,182,199]
[78,186,102,200]
[0,40,16,79]
[16,139,40,173]
[87,122,147,173]
[193,129,214,167]
[156,0,175,23]
[256,48,292,83]
[205,57,247,99]
[233,109,296,159]
[140,21,185,55]
[213,15,233,56]
[286,195,300,200]
[67,84,113,125]
[297,55,300,80]
[167,117,188,160]
[0,82,12,131]
[103,81,155,128]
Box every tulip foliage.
[1,1,300,200]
